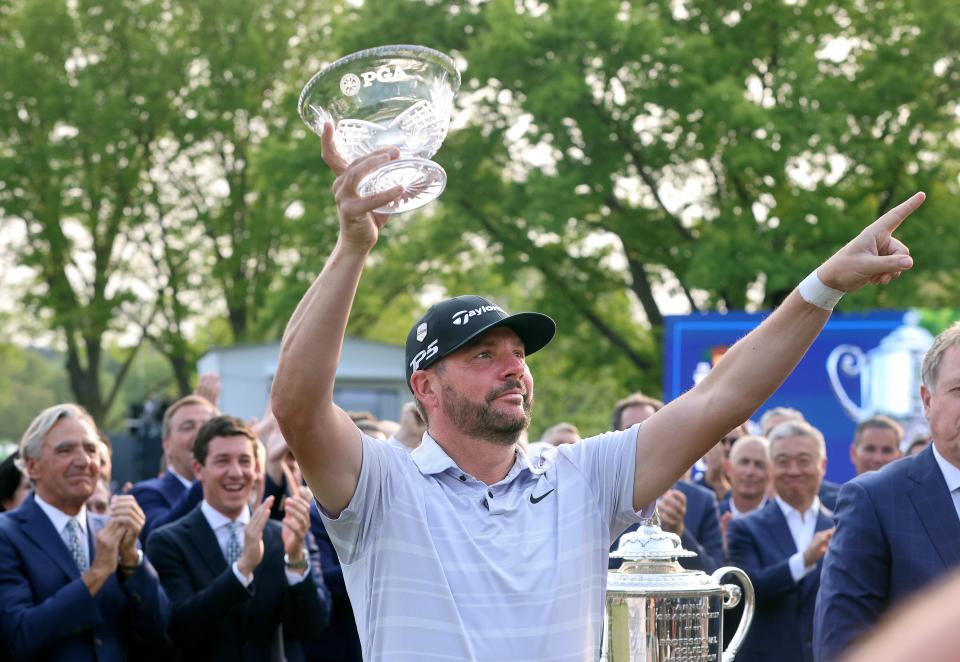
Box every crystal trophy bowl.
[298,44,460,214]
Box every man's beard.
[440,379,533,446]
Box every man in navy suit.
[814,324,960,661]
[727,420,835,662]
[131,394,217,542]
[609,394,723,572]
[0,404,169,660]
[147,415,329,660]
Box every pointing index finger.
[875,192,925,234]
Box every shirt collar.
[200,499,250,531]
[775,494,821,522]
[932,443,960,492]
[411,432,533,482]
[34,493,87,536]
[730,496,766,519]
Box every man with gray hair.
[0,404,170,660]
[727,420,835,662]
[815,321,960,661]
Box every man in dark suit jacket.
[608,394,723,571]
[131,395,217,543]
[0,404,169,661]
[147,415,329,661]
[814,325,960,660]
[728,420,835,662]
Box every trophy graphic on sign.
[298,45,461,214]
[826,311,934,447]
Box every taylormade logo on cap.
[451,305,504,326]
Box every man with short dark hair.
[849,415,903,475]
[728,421,835,662]
[131,394,217,541]
[0,404,169,660]
[269,128,924,660]
[814,322,960,660]
[146,415,329,659]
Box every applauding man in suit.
[147,415,329,660]
[0,404,169,661]
[727,421,835,662]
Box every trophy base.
[358,158,447,214]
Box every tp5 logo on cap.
[451,304,504,326]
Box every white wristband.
[798,269,844,310]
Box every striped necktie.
[64,519,88,572]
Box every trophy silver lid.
[609,520,698,562]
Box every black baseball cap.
[404,295,556,389]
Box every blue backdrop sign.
[664,310,912,484]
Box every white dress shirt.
[932,443,960,521]
[34,493,89,570]
[199,500,307,586]
[775,495,821,582]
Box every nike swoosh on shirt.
[530,489,555,504]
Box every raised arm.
[632,192,925,510]
[270,123,403,516]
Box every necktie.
[225,521,243,566]
[65,519,88,572]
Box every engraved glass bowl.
[298,45,460,214]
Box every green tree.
[0,0,181,422]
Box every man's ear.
[410,370,439,409]
[192,458,204,482]
[25,455,41,482]
[921,384,932,417]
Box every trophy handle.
[826,344,869,422]
[712,566,755,662]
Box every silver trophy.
[604,518,754,661]
[826,311,934,448]
[298,44,460,214]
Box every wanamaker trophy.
[298,44,461,214]
[603,516,755,661]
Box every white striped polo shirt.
[320,424,649,661]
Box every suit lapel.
[907,447,960,568]
[17,495,81,581]
[182,507,229,578]
[162,471,187,505]
[763,501,799,557]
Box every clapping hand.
[236,496,274,579]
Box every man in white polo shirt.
[270,123,925,662]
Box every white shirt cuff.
[232,561,254,587]
[285,567,309,585]
[788,551,815,582]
